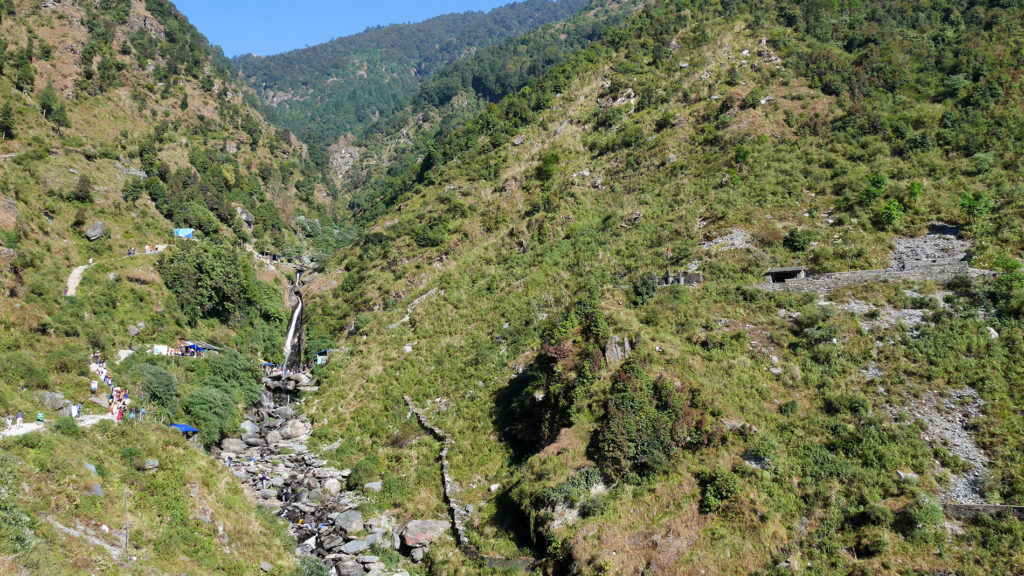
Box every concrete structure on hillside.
[764,266,807,284]
[658,269,704,287]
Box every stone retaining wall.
[944,504,1024,520]
[757,262,993,294]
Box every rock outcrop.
[83,221,105,241]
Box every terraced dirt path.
[64,244,167,297]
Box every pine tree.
[0,102,14,140]
[38,81,57,118]
[51,102,70,136]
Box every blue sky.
[173,0,519,57]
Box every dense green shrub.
[697,467,739,513]
[783,228,811,252]
[182,386,236,446]
[208,350,262,405]
[52,417,82,438]
[346,453,380,490]
[632,271,658,307]
[592,361,713,482]
[158,239,257,325]
[132,363,179,417]
[541,467,603,508]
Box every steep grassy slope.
[233,0,588,143]
[299,0,1024,574]
[0,1,322,573]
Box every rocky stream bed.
[217,371,449,575]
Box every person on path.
[140,408,145,421]
[16,411,23,429]
[4,415,11,432]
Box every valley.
[2,0,1024,575]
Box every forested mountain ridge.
[339,0,648,225]
[296,0,1024,573]
[232,0,588,143]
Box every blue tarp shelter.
[169,423,199,434]
[173,228,195,239]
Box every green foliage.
[182,386,236,446]
[631,271,658,307]
[592,361,712,482]
[131,363,178,416]
[52,417,82,438]
[0,454,34,552]
[875,198,904,229]
[235,0,588,142]
[207,350,262,406]
[902,494,944,534]
[783,228,811,252]
[73,174,94,204]
[346,452,380,490]
[289,557,331,576]
[540,467,602,508]
[696,467,739,513]
[514,290,609,449]
[158,240,256,325]
[960,191,994,221]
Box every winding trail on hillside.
[65,264,91,296]
[64,245,167,297]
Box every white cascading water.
[282,294,303,368]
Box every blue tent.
[173,228,195,239]
[169,423,199,434]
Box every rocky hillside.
[0,1,334,574]
[233,0,588,143]
[295,0,1024,574]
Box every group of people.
[3,412,24,432]
[107,387,144,423]
[92,352,145,424]
[262,362,315,377]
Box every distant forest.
[233,0,588,142]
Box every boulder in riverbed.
[280,420,307,439]
[401,520,449,548]
[323,477,342,496]
[334,509,363,534]
[221,438,247,453]
[335,561,363,576]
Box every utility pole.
[124,487,130,559]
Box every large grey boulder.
[240,420,260,435]
[84,221,105,241]
[335,561,363,576]
[221,438,247,453]
[401,520,449,548]
[274,406,295,420]
[340,539,369,555]
[323,477,342,496]
[334,510,363,534]
[266,430,282,445]
[137,459,159,471]
[38,391,70,410]
[0,194,17,231]
[280,420,307,439]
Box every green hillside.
[297,0,1024,573]
[3,0,1024,574]
[233,0,588,143]
[0,0,329,573]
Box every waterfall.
[282,293,303,370]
